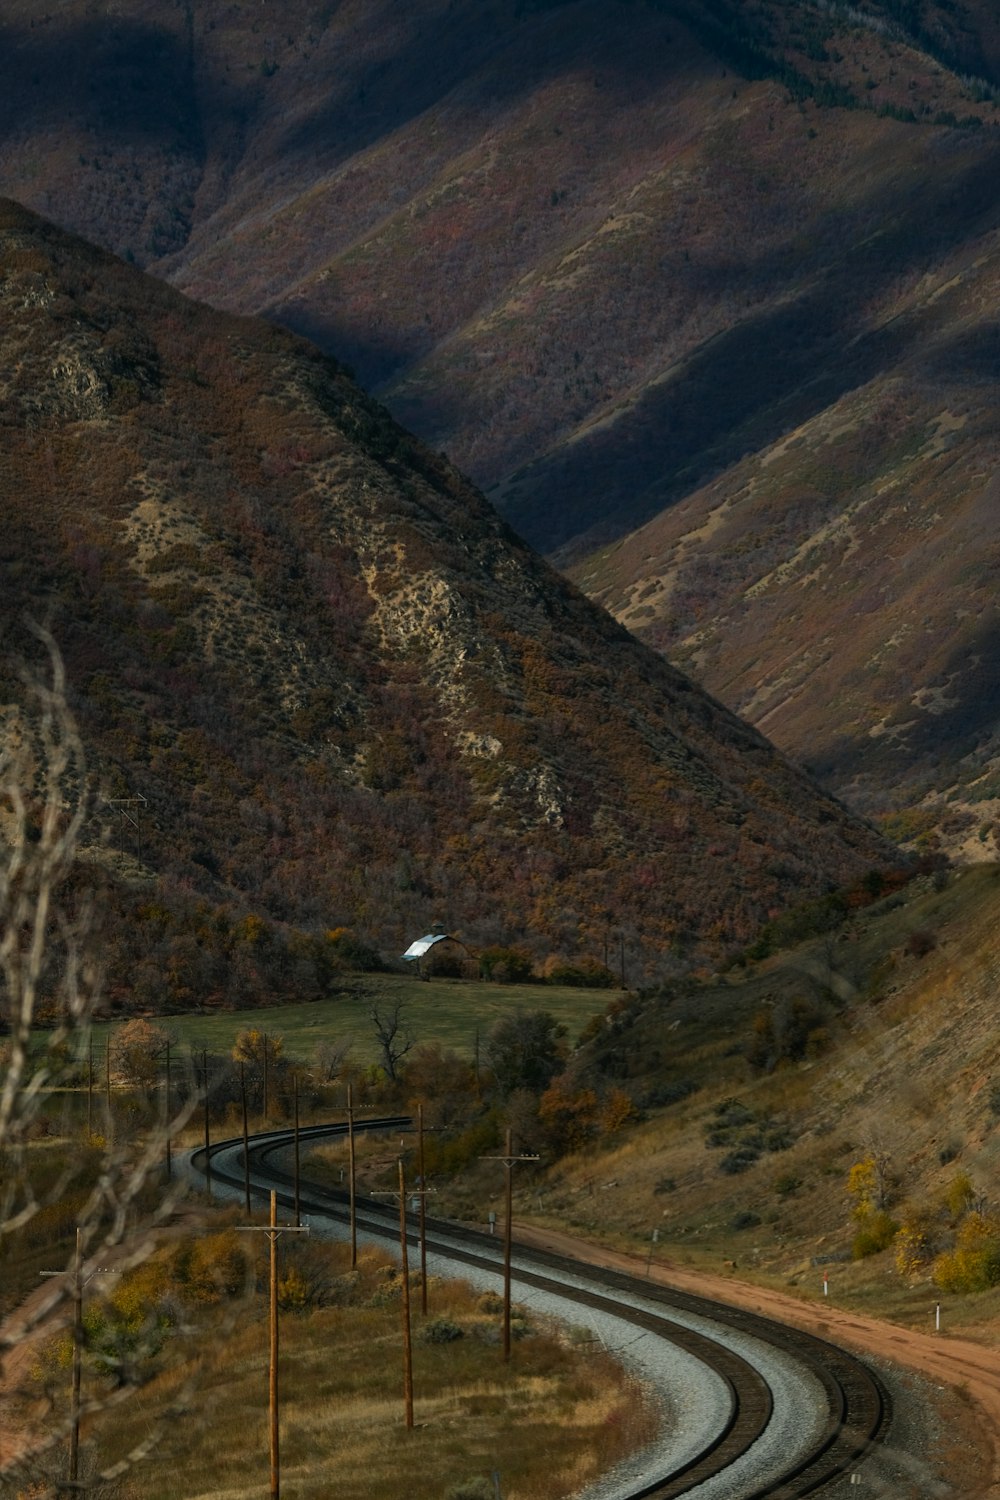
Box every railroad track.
[191,1118,890,1499]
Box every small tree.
[945,1170,976,1222]
[401,1042,477,1127]
[847,1143,892,1214]
[315,1035,353,1085]
[232,1028,285,1110]
[538,1077,599,1154]
[894,1204,941,1279]
[112,1018,170,1089]
[847,1142,897,1259]
[486,1011,567,1099]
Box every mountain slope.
[0,198,897,979]
[1,0,998,840]
[570,234,1000,845]
[1,0,996,549]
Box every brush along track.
[192,1119,890,1498]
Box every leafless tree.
[315,1035,354,1084]
[370,997,414,1082]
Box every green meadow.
[94,973,615,1069]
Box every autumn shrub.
[600,1087,637,1134]
[852,1211,899,1260]
[933,1212,1000,1293]
[641,1078,698,1109]
[277,1266,310,1311]
[846,1150,893,1215]
[538,1077,599,1154]
[418,1317,464,1344]
[477,945,535,982]
[894,1205,942,1278]
[945,1171,976,1222]
[904,929,937,958]
[172,1229,248,1303]
[274,1239,350,1308]
[421,1111,501,1176]
[543,956,615,988]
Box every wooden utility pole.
[374,1162,415,1428]
[262,1031,269,1127]
[417,1104,428,1316]
[164,1039,172,1182]
[237,1191,309,1500]
[481,1130,540,1360]
[241,1062,251,1216]
[293,1073,302,1227]
[39,1229,117,1487]
[69,1228,82,1485]
[269,1194,279,1497]
[343,1087,379,1266]
[203,1049,212,1201]
[398,1159,414,1429]
[347,1082,357,1269]
[86,1040,93,1139]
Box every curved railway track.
[191,1118,890,1499]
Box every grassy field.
[95,974,615,1070]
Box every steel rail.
[191,1118,890,1498]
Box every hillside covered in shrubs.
[0,199,900,997]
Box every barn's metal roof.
[402,933,451,960]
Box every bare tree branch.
[0,630,201,1489]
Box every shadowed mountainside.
[0,198,900,985]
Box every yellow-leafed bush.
[175,1230,248,1303]
[894,1206,939,1279]
[852,1210,898,1260]
[933,1211,1000,1293]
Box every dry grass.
[72,1240,658,1500]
